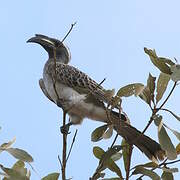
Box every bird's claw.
[60,123,72,134]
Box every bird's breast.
[42,72,106,122]
[43,73,85,105]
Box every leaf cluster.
[90,48,180,179]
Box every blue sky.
[0,0,179,179]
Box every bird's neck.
[49,53,69,64]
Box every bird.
[27,34,165,162]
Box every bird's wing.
[45,62,112,104]
[39,78,55,103]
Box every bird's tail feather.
[111,111,166,161]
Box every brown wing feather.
[46,61,110,103]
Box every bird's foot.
[60,122,73,134]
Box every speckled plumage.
[45,60,109,102]
[42,58,110,124]
[27,34,166,161]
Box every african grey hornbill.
[27,34,165,162]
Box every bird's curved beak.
[27,34,55,49]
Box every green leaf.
[6,148,33,162]
[158,57,175,66]
[147,73,156,102]
[93,146,105,160]
[156,73,170,104]
[161,167,178,173]
[12,161,27,178]
[0,164,29,180]
[176,143,180,155]
[104,89,115,99]
[91,125,108,142]
[163,123,180,141]
[153,114,163,126]
[0,138,16,153]
[102,125,113,139]
[101,146,122,162]
[12,161,25,169]
[132,166,160,180]
[117,83,144,97]
[161,171,174,180]
[111,152,122,161]
[170,64,180,82]
[121,139,130,173]
[41,173,60,180]
[106,159,123,179]
[157,120,177,160]
[144,48,172,74]
[93,146,123,179]
[132,162,158,170]
[139,86,151,105]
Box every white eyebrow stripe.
[41,38,54,45]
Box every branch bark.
[62,111,67,180]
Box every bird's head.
[27,34,71,64]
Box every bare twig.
[141,113,155,135]
[58,155,63,168]
[110,133,118,148]
[66,129,78,162]
[158,82,177,110]
[62,111,67,180]
[28,163,41,180]
[62,22,77,42]
[163,158,180,166]
[52,48,68,180]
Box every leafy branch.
[90,48,180,180]
[141,81,177,135]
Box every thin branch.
[62,111,67,180]
[158,82,177,110]
[141,114,154,135]
[85,77,106,101]
[62,22,77,42]
[52,47,68,179]
[110,133,118,148]
[28,163,41,180]
[141,81,177,135]
[58,155,63,168]
[160,108,174,113]
[164,159,180,166]
[66,129,78,162]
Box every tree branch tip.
[62,22,77,42]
